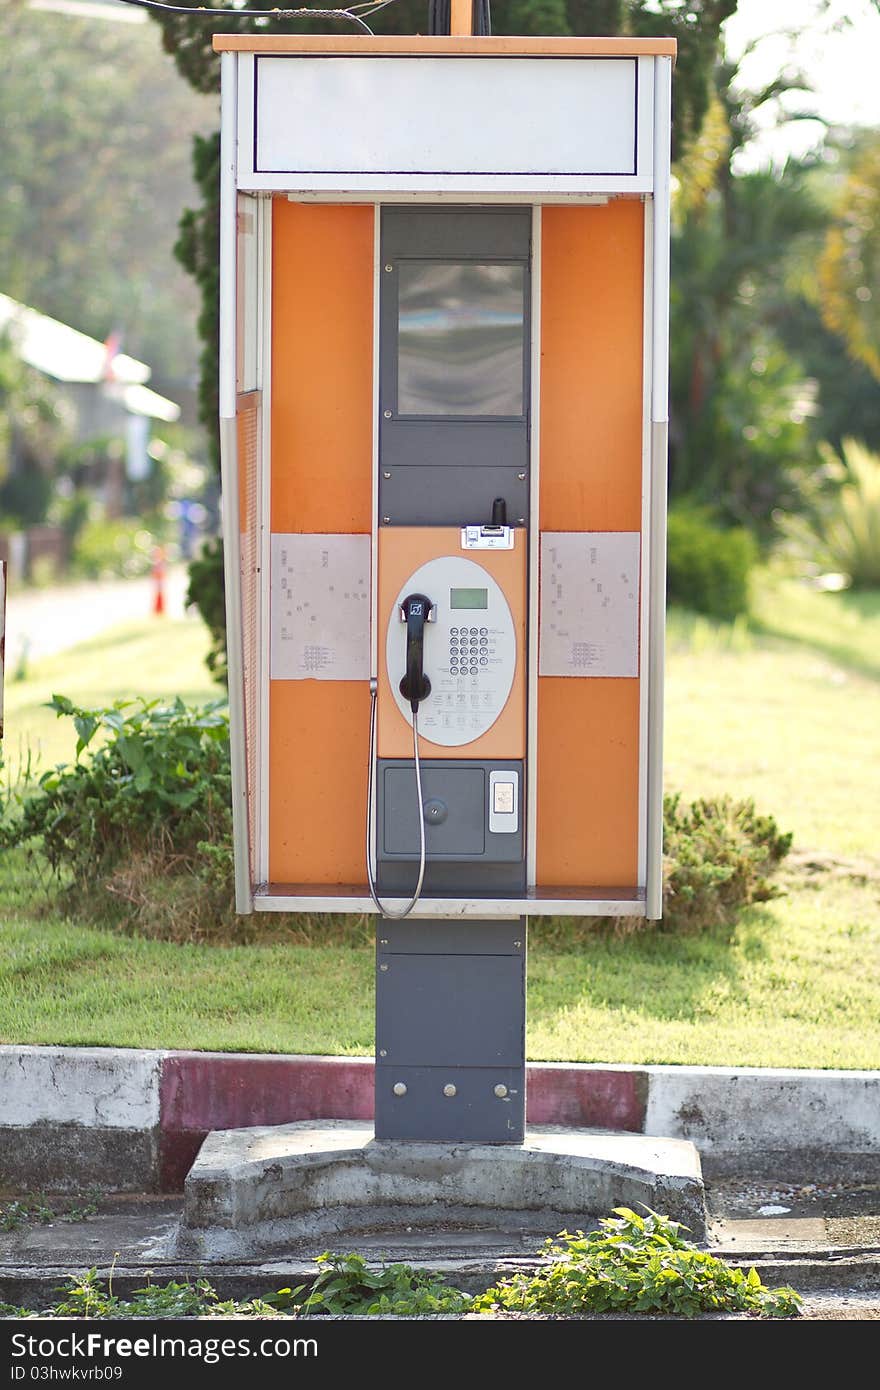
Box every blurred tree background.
[0,0,216,576]
[0,0,215,401]
[149,0,880,653]
[1,0,879,634]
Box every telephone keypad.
[448,631,497,679]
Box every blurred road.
[4,565,192,667]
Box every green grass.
[0,852,372,1054]
[2,850,876,1066]
[1,615,217,775]
[665,599,880,860]
[751,571,880,680]
[527,882,880,1067]
[1,579,878,1066]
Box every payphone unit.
[370,528,528,911]
[369,204,532,912]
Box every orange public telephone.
[367,522,527,914]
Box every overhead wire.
[108,0,379,30]
[109,0,481,36]
[349,0,399,19]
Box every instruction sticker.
[270,533,370,680]
[539,532,640,678]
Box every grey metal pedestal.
[374,918,526,1142]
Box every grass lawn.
[1,614,217,775]
[1,584,878,1067]
[666,581,880,858]
[0,852,373,1056]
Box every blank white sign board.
[254,56,638,177]
[270,534,371,680]
[539,532,641,678]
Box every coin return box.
[380,761,523,861]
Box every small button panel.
[489,769,519,834]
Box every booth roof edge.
[211,34,678,59]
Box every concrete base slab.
[173,1120,706,1259]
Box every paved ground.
[0,1178,877,1319]
[4,566,191,666]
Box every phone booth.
[217,30,674,1144]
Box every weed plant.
[0,1192,100,1232]
[473,1208,802,1318]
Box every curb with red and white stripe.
[1,1046,878,1191]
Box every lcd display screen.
[450,588,489,610]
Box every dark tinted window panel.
[397,262,525,417]
[382,207,531,260]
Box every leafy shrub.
[666,501,757,621]
[2,698,790,943]
[6,1261,468,1320]
[8,694,230,875]
[575,793,791,940]
[661,793,792,932]
[1,695,235,939]
[473,1208,801,1318]
[780,438,880,589]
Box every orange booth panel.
[263,198,646,889]
[267,200,373,885]
[536,201,645,888]
[268,681,370,885]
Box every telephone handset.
[398,593,434,712]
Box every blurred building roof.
[29,0,146,21]
[0,293,180,422]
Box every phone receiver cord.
[365,680,427,919]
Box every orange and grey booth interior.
[219,34,673,1141]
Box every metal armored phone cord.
[366,679,427,919]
